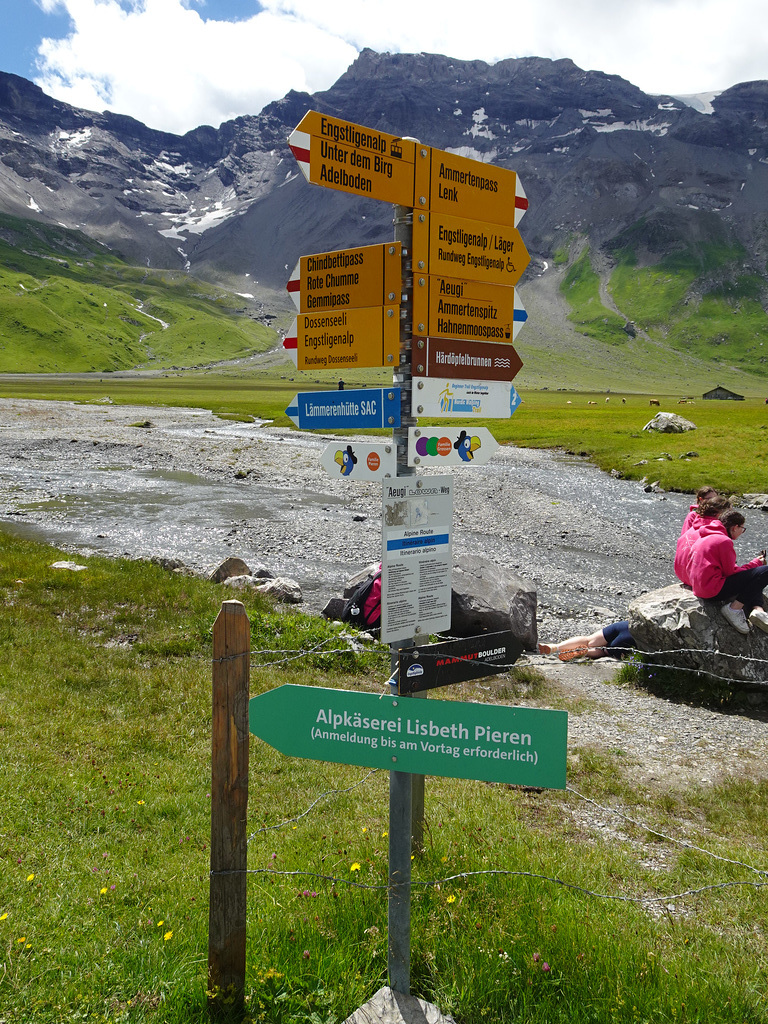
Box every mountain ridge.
[1,51,768,385]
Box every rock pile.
[208,556,302,604]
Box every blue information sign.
[285,387,401,430]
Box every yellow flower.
[26,874,34,882]
[157,920,164,927]
[137,800,145,805]
[17,937,26,943]
[164,930,173,941]
[381,831,388,838]
[100,888,107,895]
[0,913,8,921]
[350,863,361,872]
[447,895,457,904]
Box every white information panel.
[381,475,453,644]
[411,378,521,419]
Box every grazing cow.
[605,397,610,403]
[677,399,688,404]
[588,400,597,405]
[621,398,626,404]
[649,399,660,406]
[566,400,572,405]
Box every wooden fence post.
[209,600,250,1016]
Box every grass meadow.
[1,533,767,1023]
[0,372,766,495]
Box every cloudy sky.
[3,0,768,136]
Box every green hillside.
[559,225,768,379]
[0,214,277,372]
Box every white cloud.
[34,0,357,133]
[30,0,768,135]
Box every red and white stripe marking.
[282,317,298,366]
[514,177,529,227]
[286,260,301,310]
[288,128,311,182]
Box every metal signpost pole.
[387,201,417,996]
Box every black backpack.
[340,567,382,629]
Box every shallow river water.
[3,398,765,640]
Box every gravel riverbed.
[2,397,767,793]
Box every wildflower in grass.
[17,937,26,943]
[26,874,34,882]
[446,894,456,904]
[157,920,164,927]
[302,950,310,959]
[0,913,8,920]
[381,831,388,838]
[137,800,145,805]
[100,888,107,895]
[350,862,361,872]
[542,962,551,973]
[533,952,540,962]
[164,931,173,941]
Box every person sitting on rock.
[539,621,635,661]
[688,509,768,634]
[679,484,718,536]
[675,495,731,587]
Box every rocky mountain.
[2,49,768,381]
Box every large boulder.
[629,583,768,684]
[208,556,252,583]
[642,412,696,433]
[343,986,457,1024]
[449,556,537,650]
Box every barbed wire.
[215,866,767,906]
[224,638,768,688]
[565,784,768,877]
[246,768,381,844]
[244,760,767,882]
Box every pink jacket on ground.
[688,520,763,599]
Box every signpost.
[249,684,568,789]
[287,242,402,313]
[381,475,453,643]
[411,337,523,382]
[283,307,400,370]
[407,426,499,467]
[320,440,397,480]
[282,108,536,1000]
[398,631,524,693]
[413,275,527,343]
[412,210,530,287]
[411,378,522,419]
[414,146,529,227]
[289,110,417,206]
[285,387,401,431]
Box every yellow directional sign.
[287,242,402,314]
[412,210,530,288]
[289,110,416,206]
[283,305,400,371]
[414,147,529,228]
[413,274,527,343]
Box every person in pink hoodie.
[679,485,718,537]
[675,495,731,587]
[688,509,768,634]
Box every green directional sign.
[249,685,567,789]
